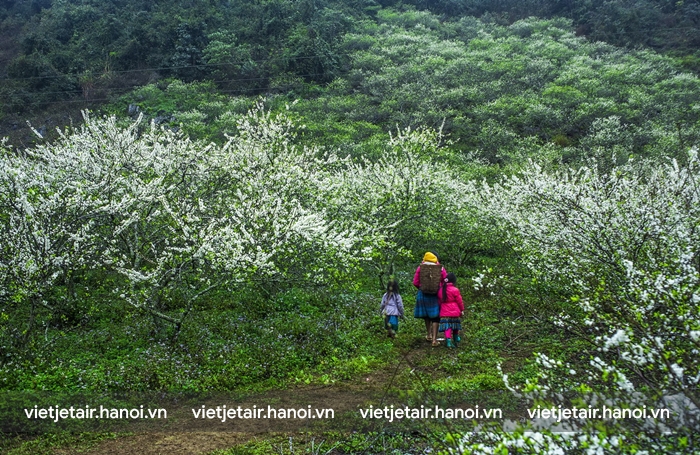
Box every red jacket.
[438,283,464,317]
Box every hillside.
[1,0,700,147]
[1,2,699,454]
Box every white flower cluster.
[325,124,472,281]
[460,150,700,451]
[471,268,501,295]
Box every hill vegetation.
[1,1,699,454]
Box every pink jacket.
[412,262,447,289]
[438,283,464,317]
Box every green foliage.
[1,432,120,455]
[0,288,388,392]
[1,0,368,115]
[8,5,700,169]
[212,431,431,455]
[371,0,700,55]
[105,79,256,141]
[288,14,698,164]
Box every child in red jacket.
[438,273,464,348]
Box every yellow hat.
[423,252,438,263]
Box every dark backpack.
[419,263,442,294]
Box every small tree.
[0,138,99,339]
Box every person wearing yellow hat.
[412,251,447,346]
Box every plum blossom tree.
[328,125,470,287]
[459,151,700,452]
[0,137,100,338]
[206,103,360,288]
[0,106,366,338]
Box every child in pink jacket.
[438,272,464,348]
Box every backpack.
[419,263,442,294]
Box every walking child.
[438,273,464,348]
[380,280,404,338]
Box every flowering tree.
[328,125,471,287]
[0,107,366,338]
[208,104,360,288]
[0,137,101,338]
[459,151,700,452]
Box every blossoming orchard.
[1,104,698,451]
[0,107,464,334]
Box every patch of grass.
[2,432,122,455]
[1,287,399,394]
[428,373,505,393]
[210,437,279,455]
[210,431,433,455]
[325,355,381,381]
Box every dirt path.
[49,337,467,455]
